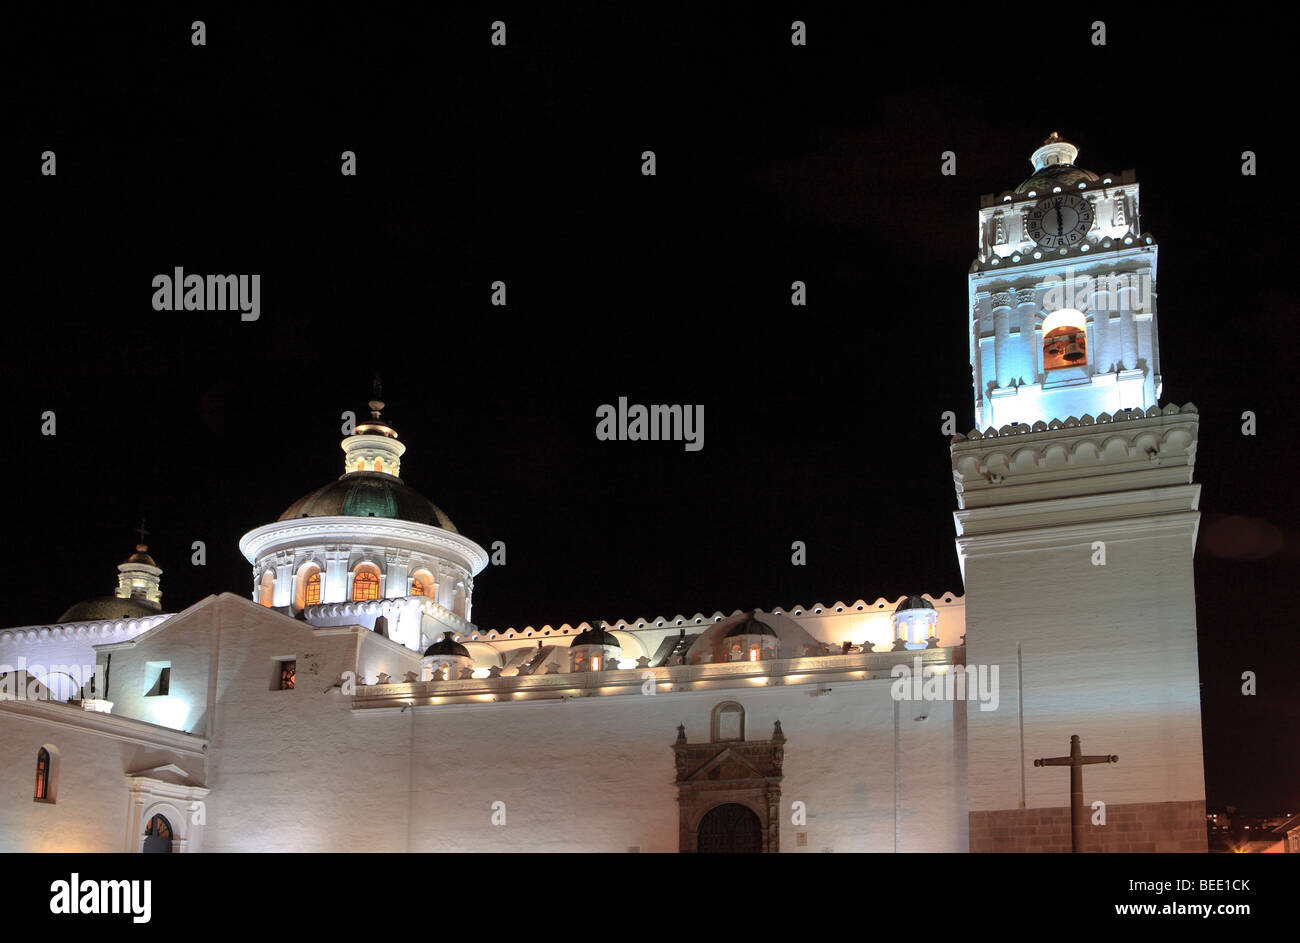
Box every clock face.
[1026,194,1094,248]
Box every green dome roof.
[279,472,458,532]
[58,596,161,624]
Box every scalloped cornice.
[953,402,1196,443]
[308,596,474,635]
[950,404,1199,511]
[474,594,963,641]
[972,232,1155,274]
[0,613,172,645]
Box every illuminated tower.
[952,136,1207,852]
[968,133,1159,432]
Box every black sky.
[7,4,1297,815]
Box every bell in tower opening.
[1041,308,1088,371]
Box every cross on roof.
[135,519,150,544]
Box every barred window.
[305,571,321,606]
[34,748,50,800]
[352,570,380,601]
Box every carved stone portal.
[673,718,785,853]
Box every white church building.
[0,136,1207,853]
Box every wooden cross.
[1034,734,1118,853]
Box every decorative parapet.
[352,646,962,710]
[478,595,964,641]
[0,613,172,645]
[971,233,1154,275]
[950,403,1200,514]
[952,402,1196,443]
[307,595,474,635]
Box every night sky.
[8,6,1296,815]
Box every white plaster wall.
[964,529,1205,814]
[0,716,131,852]
[1,595,968,853]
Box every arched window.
[34,748,51,801]
[1042,309,1088,370]
[259,570,275,607]
[143,814,172,853]
[352,569,380,601]
[411,569,436,602]
[374,458,384,474]
[304,571,322,607]
[711,701,745,742]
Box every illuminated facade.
[0,137,1207,853]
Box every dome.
[279,472,458,532]
[571,624,620,648]
[58,595,160,624]
[1015,132,1099,194]
[1015,163,1099,194]
[126,544,157,566]
[725,611,777,638]
[894,595,934,613]
[423,632,470,658]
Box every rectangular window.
[278,660,296,690]
[145,662,171,697]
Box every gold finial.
[368,374,384,420]
[1044,131,1063,145]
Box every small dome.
[126,544,157,566]
[423,632,469,658]
[894,595,934,613]
[280,472,458,532]
[725,611,777,638]
[58,596,160,624]
[571,624,620,648]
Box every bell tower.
[969,133,1160,432]
[953,137,1207,853]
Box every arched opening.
[711,701,745,742]
[352,565,381,601]
[295,564,322,610]
[258,570,275,607]
[1042,308,1089,370]
[34,748,51,801]
[453,583,467,617]
[143,813,173,854]
[697,803,762,854]
[409,568,435,599]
